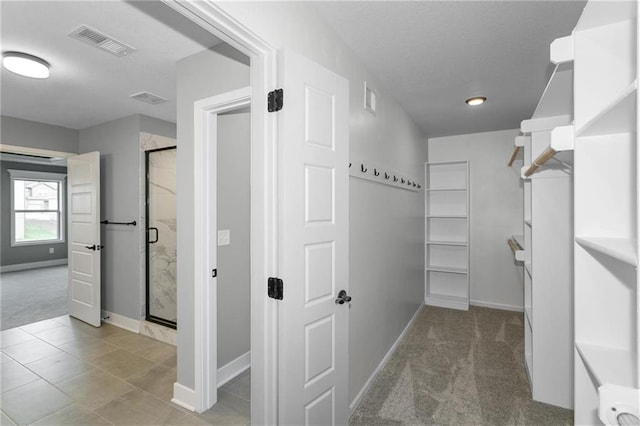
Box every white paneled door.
[67,151,101,327]
[279,50,349,425]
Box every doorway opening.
[0,148,73,330]
[145,146,177,329]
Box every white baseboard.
[0,259,67,273]
[217,351,250,388]
[349,303,424,414]
[425,296,468,310]
[470,299,523,312]
[101,310,140,333]
[172,383,196,412]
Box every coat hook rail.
[101,220,137,226]
[349,157,421,192]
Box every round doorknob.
[335,290,352,305]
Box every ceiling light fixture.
[2,52,50,79]
[465,96,486,106]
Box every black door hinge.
[267,89,283,112]
[212,269,217,278]
[268,277,283,300]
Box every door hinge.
[212,269,217,278]
[268,277,283,300]
[267,89,283,112]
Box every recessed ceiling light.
[2,52,50,79]
[465,96,486,106]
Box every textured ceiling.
[314,1,587,138]
[1,1,223,130]
[2,1,587,137]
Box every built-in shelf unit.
[572,1,639,424]
[424,161,470,310]
[518,30,575,409]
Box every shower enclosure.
[145,146,177,328]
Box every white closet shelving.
[572,1,639,424]
[424,161,470,311]
[518,31,574,409]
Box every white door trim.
[160,1,278,422]
[193,87,251,411]
[0,144,76,159]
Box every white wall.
[0,161,68,267]
[176,46,250,389]
[428,128,524,310]
[79,115,142,319]
[216,2,428,404]
[79,114,176,320]
[217,111,251,368]
[1,115,78,153]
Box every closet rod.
[101,220,137,226]
[507,239,519,253]
[507,146,521,167]
[524,147,557,177]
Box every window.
[9,169,66,246]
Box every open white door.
[67,151,101,327]
[279,50,349,425]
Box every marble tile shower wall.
[147,148,177,324]
[140,133,178,327]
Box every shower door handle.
[148,227,159,244]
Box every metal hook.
[349,162,352,168]
[385,172,390,180]
[393,176,398,182]
[374,168,380,176]
[361,164,367,173]
[407,180,412,186]
[413,182,417,187]
[401,178,405,184]
[418,184,421,189]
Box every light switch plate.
[218,230,230,246]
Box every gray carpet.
[0,265,68,330]
[351,305,574,425]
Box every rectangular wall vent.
[130,91,168,105]
[69,25,135,57]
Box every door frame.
[160,1,278,422]
[144,145,178,329]
[0,144,76,160]
[0,144,77,278]
[193,86,251,410]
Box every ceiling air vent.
[69,25,135,57]
[130,91,168,105]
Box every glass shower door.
[146,147,177,328]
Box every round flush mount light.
[465,96,486,106]
[2,52,50,79]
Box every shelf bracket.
[514,135,529,147]
[521,115,572,133]
[550,34,574,65]
[550,125,575,151]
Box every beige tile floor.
[0,316,250,425]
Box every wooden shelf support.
[523,125,574,177]
[524,147,557,177]
[508,237,525,262]
[507,146,521,167]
